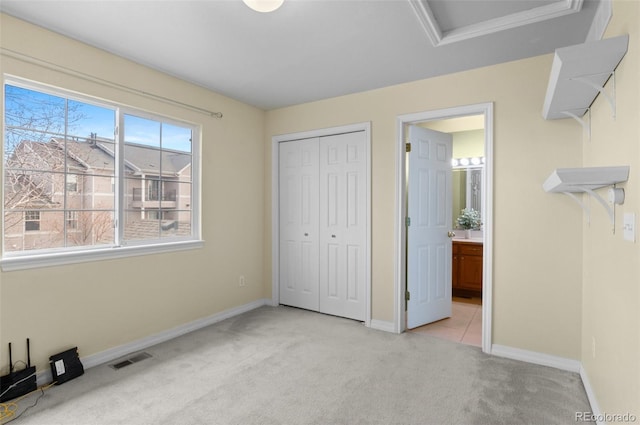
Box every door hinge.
[405,290,410,301]
[405,217,411,227]
[406,143,411,153]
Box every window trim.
[1,240,204,272]
[2,77,203,271]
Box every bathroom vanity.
[452,239,483,298]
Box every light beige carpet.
[11,306,592,424]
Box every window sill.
[1,240,205,272]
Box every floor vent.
[109,352,152,370]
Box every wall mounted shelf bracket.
[561,108,591,140]
[543,166,629,231]
[571,71,616,118]
[561,186,617,225]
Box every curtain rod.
[1,47,223,119]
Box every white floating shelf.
[543,166,629,192]
[543,34,629,121]
[544,166,630,226]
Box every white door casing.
[406,125,453,329]
[319,132,367,321]
[395,103,493,353]
[278,138,320,311]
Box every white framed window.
[66,174,78,192]
[2,78,202,270]
[65,211,78,230]
[24,210,40,231]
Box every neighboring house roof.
[10,138,190,178]
[58,138,116,172]
[124,219,191,240]
[118,142,191,176]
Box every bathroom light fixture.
[243,0,284,12]
[452,156,485,168]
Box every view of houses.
[4,133,193,253]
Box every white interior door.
[319,132,367,321]
[279,138,320,311]
[407,125,453,329]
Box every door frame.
[271,122,372,327]
[394,103,493,353]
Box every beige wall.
[0,14,266,371]
[265,52,584,359]
[452,129,485,158]
[582,0,640,416]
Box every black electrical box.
[49,347,84,385]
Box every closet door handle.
[304,233,309,236]
[331,234,336,238]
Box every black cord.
[1,387,45,424]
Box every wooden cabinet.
[452,241,483,297]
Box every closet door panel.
[279,139,320,311]
[319,132,366,320]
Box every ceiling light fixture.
[242,0,284,13]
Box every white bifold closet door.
[279,131,366,321]
[279,138,320,312]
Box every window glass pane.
[3,84,118,255]
[121,114,193,245]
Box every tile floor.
[409,297,482,347]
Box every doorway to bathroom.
[395,103,493,353]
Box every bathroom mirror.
[452,165,483,228]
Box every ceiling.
[1,0,599,110]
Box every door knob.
[304,233,309,236]
[331,234,336,238]
[447,231,456,238]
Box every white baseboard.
[579,365,603,424]
[369,319,397,333]
[491,344,581,373]
[490,345,602,421]
[37,298,270,385]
